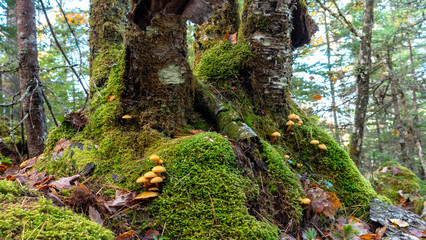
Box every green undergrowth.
[0,180,114,240]
[372,161,423,213]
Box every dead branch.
[38,0,88,96]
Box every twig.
[43,85,66,112]
[9,113,28,133]
[41,64,78,73]
[55,0,83,76]
[41,89,59,127]
[25,221,47,240]
[38,0,88,96]
[0,86,30,107]
[208,192,216,224]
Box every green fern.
[303,227,318,240]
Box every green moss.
[0,180,114,240]
[260,140,305,223]
[194,41,251,82]
[45,123,76,151]
[297,125,377,209]
[372,162,422,213]
[152,132,279,239]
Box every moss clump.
[152,132,279,239]
[194,41,251,82]
[372,162,422,213]
[0,180,114,240]
[45,123,76,151]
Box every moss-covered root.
[0,180,114,240]
[154,132,280,239]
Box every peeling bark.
[16,0,47,157]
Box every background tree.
[16,0,47,157]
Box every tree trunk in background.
[386,47,410,168]
[4,0,20,117]
[324,13,341,145]
[407,38,425,179]
[16,0,47,157]
[349,0,375,167]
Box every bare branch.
[38,0,89,96]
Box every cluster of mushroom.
[310,139,327,150]
[134,154,166,200]
[286,114,303,132]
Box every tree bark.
[16,0,47,157]
[349,0,375,167]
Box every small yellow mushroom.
[134,191,158,201]
[318,144,327,150]
[297,163,303,168]
[310,140,320,145]
[152,165,166,177]
[122,115,132,119]
[150,154,160,165]
[284,155,290,159]
[288,114,300,121]
[151,176,163,188]
[286,120,294,132]
[299,198,311,204]
[271,131,281,143]
[136,176,151,188]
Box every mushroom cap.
[122,115,132,119]
[318,144,327,150]
[144,171,158,179]
[286,120,295,126]
[284,155,290,159]
[298,120,303,125]
[310,140,320,145]
[271,131,281,137]
[299,198,311,204]
[136,176,150,183]
[288,114,299,121]
[151,177,163,184]
[134,191,158,200]
[152,166,166,173]
[148,187,159,192]
[150,154,160,161]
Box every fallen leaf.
[391,167,402,175]
[360,234,377,239]
[331,77,337,82]
[375,226,386,239]
[114,230,134,240]
[106,190,137,208]
[143,230,160,240]
[49,175,80,190]
[389,218,409,227]
[89,206,103,225]
[228,33,237,45]
[53,138,72,152]
[380,167,388,173]
[328,192,343,209]
[223,32,229,40]
[20,157,39,169]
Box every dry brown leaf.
[391,167,402,175]
[143,230,160,240]
[328,192,343,209]
[380,166,388,173]
[375,226,387,239]
[114,230,134,240]
[49,174,80,190]
[359,234,377,239]
[228,33,237,45]
[20,157,39,169]
[106,190,137,208]
[89,206,103,225]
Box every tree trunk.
[324,13,341,145]
[349,0,375,167]
[124,6,194,136]
[407,38,425,179]
[386,47,410,167]
[16,0,47,157]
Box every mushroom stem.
[271,136,277,143]
[286,125,291,132]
